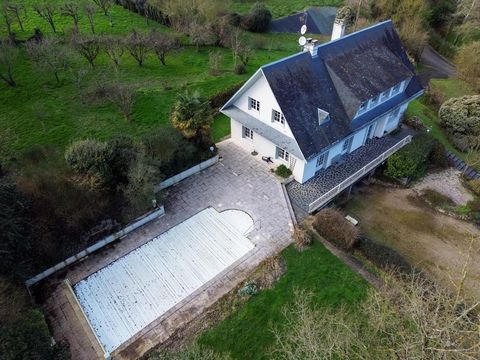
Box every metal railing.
[308,135,412,213]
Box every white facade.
[226,70,410,184]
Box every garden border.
[25,206,165,287]
[155,155,219,191]
[446,151,480,180]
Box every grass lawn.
[197,241,368,359]
[1,2,307,160]
[406,77,479,162]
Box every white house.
[221,20,424,193]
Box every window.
[276,147,289,162]
[249,97,260,111]
[316,152,327,169]
[243,126,253,139]
[391,82,402,95]
[380,90,390,102]
[388,107,401,122]
[342,137,353,153]
[369,96,379,108]
[358,102,367,113]
[272,109,285,125]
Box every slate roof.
[270,7,337,35]
[222,20,424,160]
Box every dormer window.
[380,90,390,102]
[391,82,402,95]
[272,109,285,125]
[249,97,260,111]
[318,109,330,125]
[369,96,379,108]
[358,102,367,114]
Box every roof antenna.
[298,24,307,49]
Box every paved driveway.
[42,139,293,360]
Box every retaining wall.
[26,206,165,287]
[155,155,219,191]
[446,151,480,180]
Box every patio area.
[286,129,414,216]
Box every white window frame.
[316,151,328,169]
[243,126,253,139]
[358,101,368,114]
[248,97,260,111]
[369,96,379,109]
[342,136,353,153]
[276,147,290,162]
[391,82,402,96]
[388,107,401,123]
[272,109,285,126]
[380,90,390,102]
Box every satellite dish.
[298,36,307,46]
[300,24,307,35]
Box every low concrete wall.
[155,155,219,191]
[26,206,165,287]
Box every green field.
[230,0,343,18]
[1,1,307,160]
[197,241,368,359]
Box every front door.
[365,123,375,143]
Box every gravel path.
[414,168,474,205]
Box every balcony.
[286,129,414,216]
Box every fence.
[26,206,165,287]
[155,155,219,191]
[446,151,480,180]
[308,135,413,213]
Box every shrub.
[429,140,448,168]
[384,133,435,180]
[467,197,480,213]
[65,139,109,176]
[422,188,455,208]
[240,3,272,33]
[356,237,413,273]
[275,165,292,178]
[313,208,359,251]
[208,50,223,76]
[456,41,480,92]
[234,63,246,74]
[439,95,480,150]
[293,225,313,251]
[467,179,480,196]
[0,309,54,360]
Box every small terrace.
[286,129,414,216]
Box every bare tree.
[26,38,70,83]
[92,0,112,17]
[84,2,96,34]
[108,83,136,121]
[125,30,150,67]
[149,30,178,66]
[102,36,124,71]
[189,20,214,52]
[33,2,57,33]
[60,1,81,34]
[73,35,100,67]
[0,39,17,87]
[238,44,253,67]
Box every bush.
[240,3,272,33]
[456,41,480,92]
[467,179,480,196]
[429,140,448,168]
[65,139,109,177]
[293,225,313,251]
[313,208,359,251]
[439,95,480,150]
[384,133,435,180]
[275,164,292,178]
[234,63,246,74]
[467,197,480,213]
[356,237,413,273]
[0,309,55,360]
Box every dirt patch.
[413,168,473,205]
[345,185,480,300]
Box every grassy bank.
[197,241,368,359]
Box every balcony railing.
[307,135,412,213]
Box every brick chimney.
[331,18,346,41]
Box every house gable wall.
[233,74,296,139]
